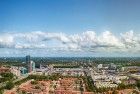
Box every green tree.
[21,90,27,94]
[1,72,14,79]
[0,89,4,94]
[31,80,38,85]
[35,85,40,89]
[117,83,126,90]
[5,81,14,90]
[136,81,140,89]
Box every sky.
[0,0,140,57]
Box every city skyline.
[0,0,140,57]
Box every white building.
[97,64,103,69]
[10,66,21,77]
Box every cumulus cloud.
[121,30,140,48]
[0,30,140,54]
[97,31,123,47]
[0,34,14,48]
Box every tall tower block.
[26,55,31,73]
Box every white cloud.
[121,30,140,48]
[97,31,124,47]
[0,34,14,48]
[0,30,140,55]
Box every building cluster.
[6,55,36,77]
[26,55,36,73]
[35,64,85,77]
[89,63,137,89]
[54,78,93,94]
[130,73,140,80]
[121,66,140,73]
[1,57,140,94]
[47,68,84,76]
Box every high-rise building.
[26,55,36,73]
[26,55,32,73]
[26,55,30,63]
[31,61,35,71]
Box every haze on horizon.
[0,0,140,57]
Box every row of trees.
[15,73,62,86]
[53,65,79,68]
[82,73,96,92]
[28,73,61,81]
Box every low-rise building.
[0,66,10,73]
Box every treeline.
[53,65,79,68]
[15,73,62,86]
[82,72,96,92]
[0,61,26,67]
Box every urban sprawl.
[0,56,140,94]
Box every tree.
[5,81,14,90]
[1,72,14,79]
[112,90,118,94]
[136,81,140,89]
[16,87,20,94]
[21,90,27,94]
[0,89,4,94]
[35,85,40,89]
[31,80,38,85]
[117,83,126,90]
[132,90,139,94]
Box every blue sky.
[0,0,140,57]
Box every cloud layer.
[0,30,140,56]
